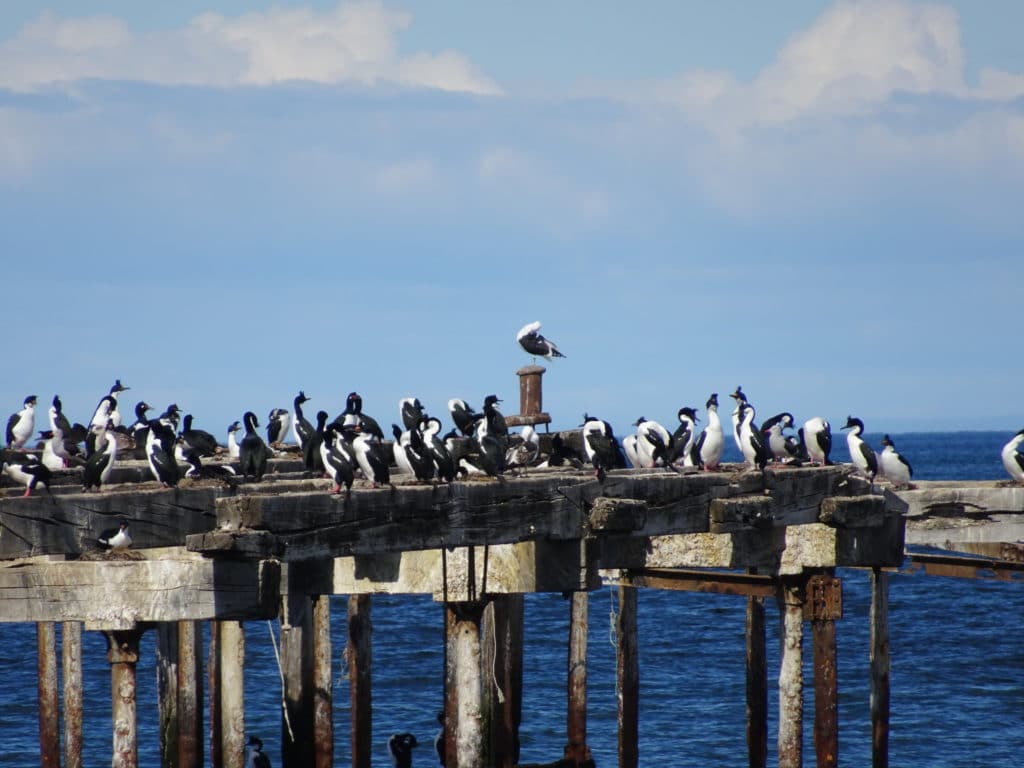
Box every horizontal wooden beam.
[603,567,777,598]
[905,550,1024,581]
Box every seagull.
[516,321,566,362]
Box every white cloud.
[0,2,501,95]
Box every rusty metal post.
[208,621,222,768]
[313,595,334,768]
[616,586,639,768]
[106,629,143,768]
[37,622,59,768]
[564,591,591,765]
[870,569,890,768]
[508,366,552,428]
[808,574,841,768]
[219,621,245,768]
[482,594,524,768]
[777,578,805,768]
[63,621,83,768]
[346,595,372,768]
[281,592,314,767]
[746,593,768,768]
[177,621,202,768]
[446,601,486,768]
[156,623,180,768]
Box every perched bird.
[128,402,153,460]
[476,395,508,477]
[38,429,67,471]
[448,398,481,437]
[226,421,242,460]
[181,414,219,457]
[321,424,356,495]
[292,391,314,450]
[1001,428,1024,483]
[157,404,182,432]
[90,379,129,430]
[1,450,52,497]
[581,414,626,482]
[729,387,748,455]
[6,395,37,448]
[83,423,118,492]
[405,426,437,482]
[879,435,913,487]
[388,733,419,768]
[180,444,238,487]
[422,416,456,482]
[506,424,540,471]
[516,320,566,362]
[304,411,328,476]
[400,397,425,432]
[97,519,132,550]
[737,401,769,470]
[337,392,384,441]
[352,427,390,487]
[622,432,641,469]
[50,395,87,457]
[633,417,673,469]
[537,433,583,469]
[391,424,416,476]
[246,735,271,768]
[841,416,878,480]
[267,408,291,446]
[146,421,180,488]
[803,417,833,466]
[239,412,271,482]
[668,407,699,467]
[690,394,724,470]
[761,412,801,464]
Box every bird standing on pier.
[879,434,913,487]
[267,408,291,446]
[97,519,132,550]
[336,392,384,441]
[292,391,314,450]
[691,394,724,470]
[1001,428,1024,483]
[729,387,748,455]
[802,416,833,466]
[1,450,52,497]
[351,426,390,487]
[422,416,456,482]
[737,401,769,470]
[506,424,540,472]
[321,423,356,494]
[226,421,242,460]
[581,414,626,482]
[246,735,271,768]
[388,733,419,768]
[6,395,37,448]
[447,398,480,436]
[181,414,219,457]
[476,395,508,477]
[83,422,117,491]
[669,406,699,467]
[90,379,129,431]
[633,416,673,469]
[841,416,878,480]
[240,411,270,482]
[400,397,425,432]
[516,320,566,362]
[761,412,801,464]
[146,421,180,487]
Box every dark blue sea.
[1,432,1022,766]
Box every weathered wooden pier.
[1,376,1021,768]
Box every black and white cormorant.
[267,408,291,445]
[422,416,456,482]
[668,406,699,467]
[351,427,390,487]
[447,398,481,436]
[633,416,673,469]
[761,412,801,464]
[83,422,117,491]
[841,416,878,479]
[303,411,328,476]
[1,449,52,497]
[1001,428,1024,483]
[581,414,626,482]
[336,392,384,441]
[6,395,37,449]
[879,434,912,487]
[737,401,769,470]
[146,421,180,487]
[239,411,270,482]
[802,417,832,466]
[690,393,724,470]
[97,519,132,550]
[181,414,220,457]
[321,423,356,495]
[400,397,425,432]
[292,391,314,450]
[90,379,129,430]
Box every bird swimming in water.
[387,733,419,768]
[1001,428,1024,483]
[841,416,878,480]
[879,434,912,488]
[245,735,271,768]
[97,519,131,550]
[6,395,37,449]
[516,321,566,362]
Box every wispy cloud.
[0,2,502,95]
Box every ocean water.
[1,431,1022,766]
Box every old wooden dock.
[1,451,1021,768]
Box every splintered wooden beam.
[0,550,280,626]
[886,482,1024,547]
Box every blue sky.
[2,1,1022,437]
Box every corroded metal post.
[777,579,805,768]
[507,365,552,428]
[37,622,59,768]
[177,621,202,768]
[63,621,83,768]
[616,586,639,768]
[446,601,486,768]
[282,592,314,767]
[220,621,245,768]
[156,623,179,768]
[870,569,890,768]
[106,629,143,768]
[808,574,841,768]
[346,595,372,768]
[564,591,591,765]
[208,622,221,768]
[482,595,524,768]
[746,594,768,768]
[313,595,334,768]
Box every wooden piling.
[220,621,246,768]
[482,594,524,768]
[777,579,805,768]
[616,586,639,768]
[281,592,314,767]
[346,595,372,768]
[156,623,179,768]
[870,569,890,768]
[809,574,841,768]
[746,594,768,768]
[447,601,486,768]
[177,621,202,768]
[62,621,83,768]
[106,629,142,768]
[37,622,59,768]
[208,622,222,768]
[564,591,591,765]
[313,595,334,768]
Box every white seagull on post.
[516,321,566,362]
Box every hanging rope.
[267,619,296,743]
